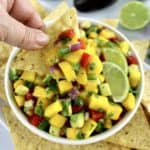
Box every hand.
[0,0,49,50]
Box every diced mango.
[88,55,103,75]
[44,100,62,118]
[104,118,112,129]
[58,80,73,94]
[33,86,54,99]
[89,94,109,111]
[82,119,97,138]
[14,80,24,89]
[98,36,109,43]
[100,29,116,39]
[122,93,135,111]
[76,68,88,85]
[34,76,43,86]
[64,50,84,64]
[129,70,141,88]
[49,114,67,128]
[21,71,36,82]
[15,85,29,96]
[59,61,76,81]
[52,69,64,80]
[89,32,98,38]
[37,98,50,109]
[86,39,97,55]
[66,128,79,140]
[106,104,123,120]
[98,74,105,83]
[120,41,129,55]
[85,81,98,93]
[15,95,25,107]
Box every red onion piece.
[68,88,80,100]
[49,65,58,73]
[71,42,81,51]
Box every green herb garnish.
[58,47,70,57]
[25,81,34,89]
[72,63,80,73]
[9,68,19,81]
[43,74,52,86]
[38,120,49,131]
[76,131,84,139]
[89,63,96,70]
[95,122,105,132]
[87,74,97,80]
[34,104,44,116]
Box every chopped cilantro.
[61,37,71,45]
[43,74,52,86]
[46,79,58,92]
[95,122,105,132]
[38,120,49,131]
[34,104,44,116]
[89,63,96,70]
[74,97,84,106]
[76,131,84,139]
[95,38,106,47]
[25,81,34,89]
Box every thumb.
[0,12,49,50]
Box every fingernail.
[37,32,49,45]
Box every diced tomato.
[80,53,91,68]
[127,55,138,65]
[72,105,82,113]
[78,39,86,49]
[25,92,33,100]
[59,29,75,39]
[28,114,43,126]
[99,53,105,61]
[89,109,105,122]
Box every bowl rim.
[4,16,144,145]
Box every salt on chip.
[2,106,130,150]
[105,106,150,150]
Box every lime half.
[103,62,129,103]
[103,48,128,73]
[119,1,150,30]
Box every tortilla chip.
[142,71,150,113]
[44,2,69,22]
[29,0,48,19]
[102,19,119,28]
[2,106,129,150]
[105,106,150,150]
[132,40,149,62]
[12,50,49,76]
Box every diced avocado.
[82,119,97,138]
[14,95,25,107]
[70,112,84,128]
[21,71,36,82]
[49,114,67,128]
[58,80,72,94]
[24,100,34,115]
[66,128,79,140]
[122,93,135,111]
[62,100,72,116]
[44,100,62,118]
[49,126,60,137]
[15,85,29,96]
[100,83,112,96]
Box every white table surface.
[0,0,150,150]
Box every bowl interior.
[4,17,144,145]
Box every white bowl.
[5,17,144,145]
